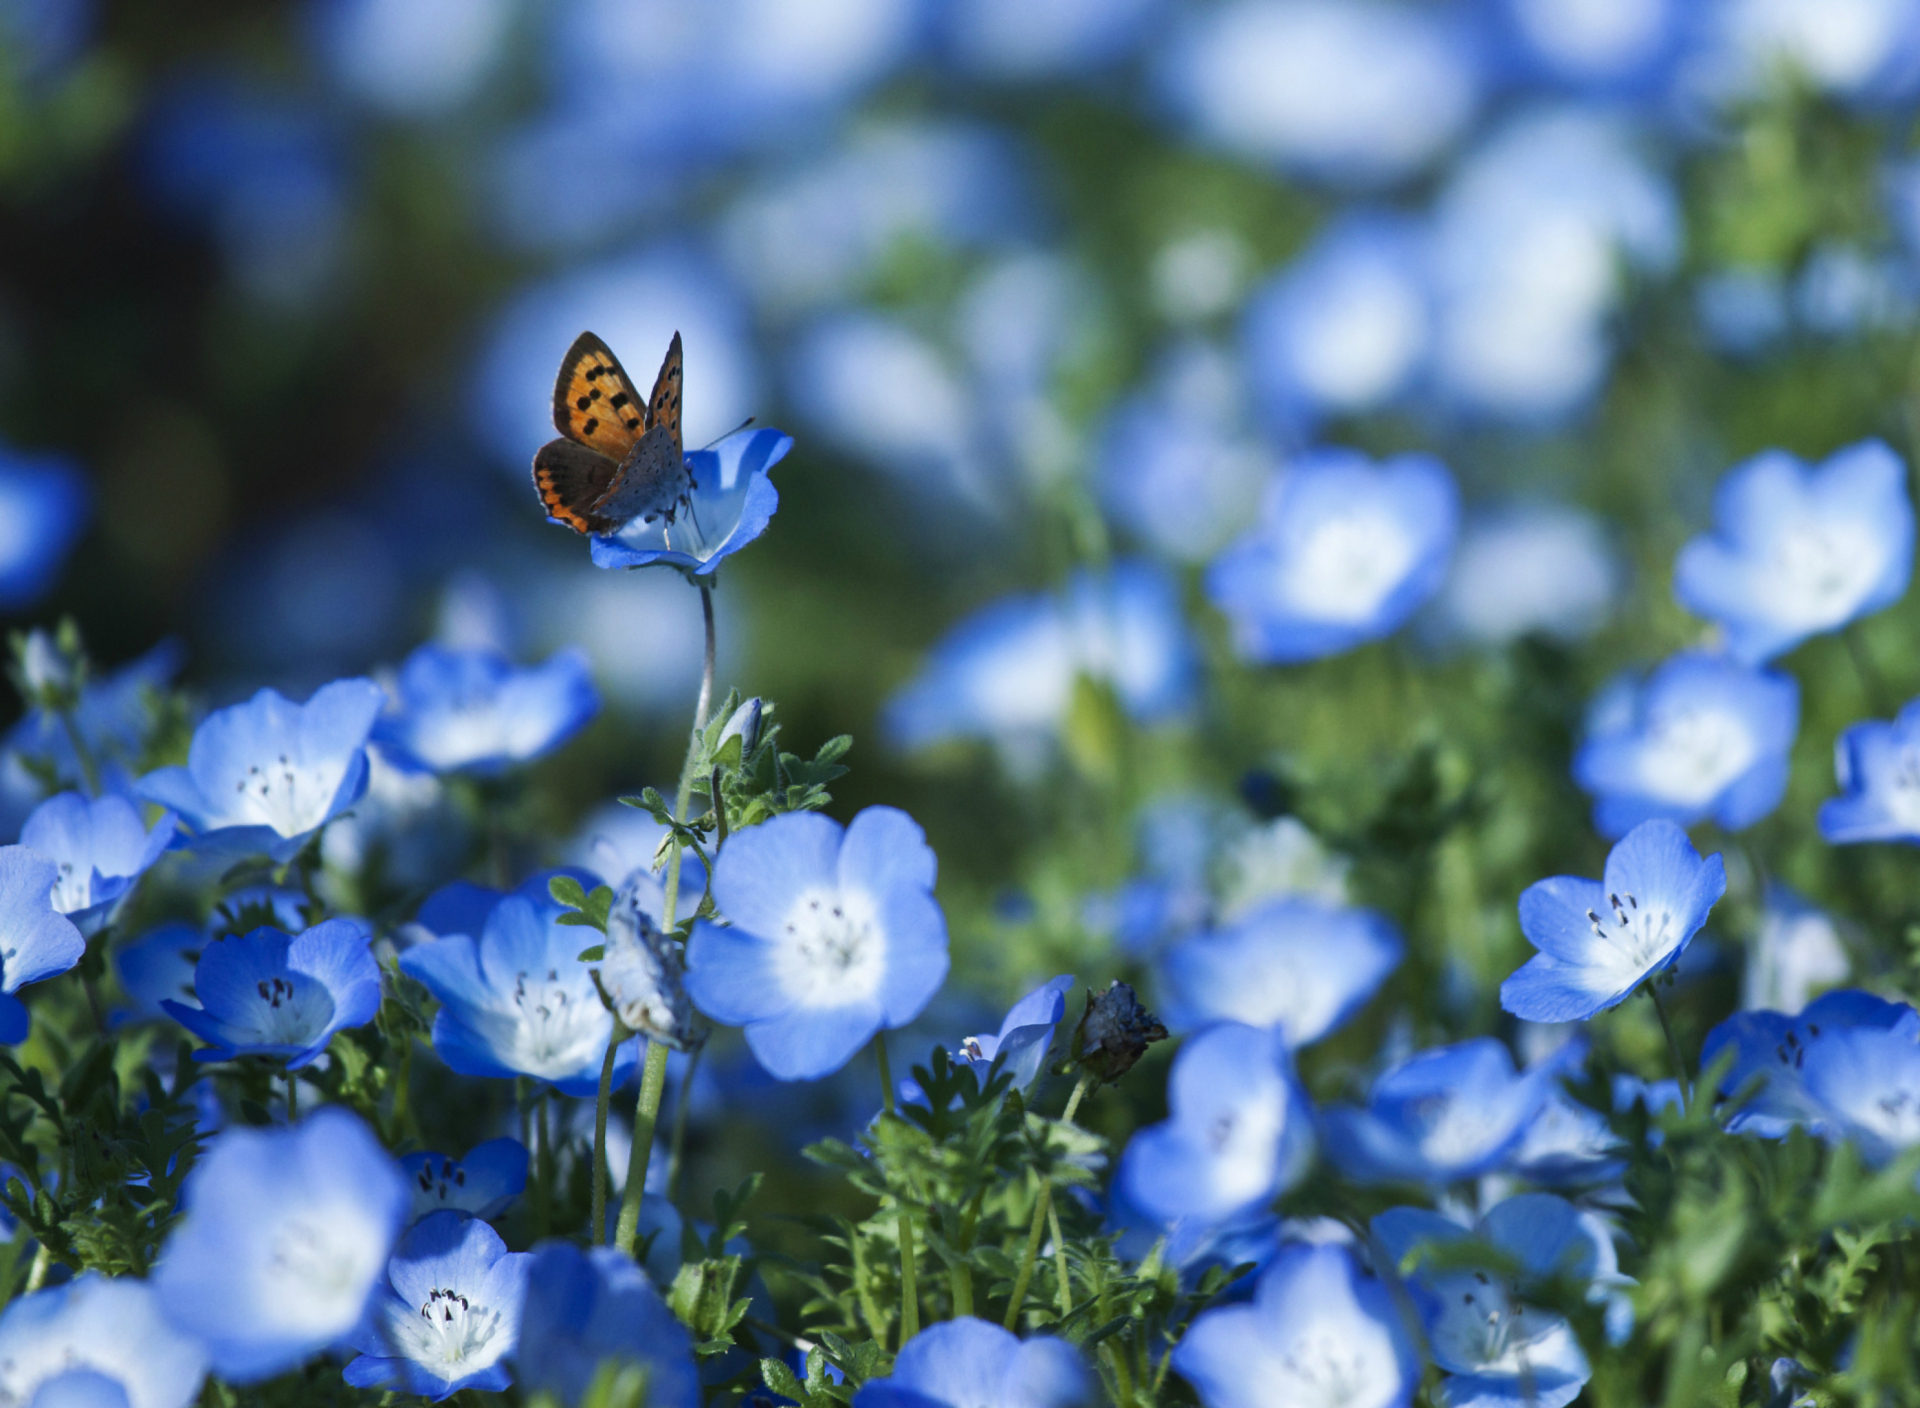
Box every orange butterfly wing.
[551,331,650,461]
[646,332,684,456]
[533,438,621,534]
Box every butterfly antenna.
[697,417,756,452]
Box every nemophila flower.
[161,918,380,1069]
[883,560,1198,761]
[1818,699,1920,843]
[0,1273,208,1408]
[0,447,88,611]
[1508,1085,1627,1188]
[938,0,1157,79]
[587,427,792,577]
[115,921,202,1023]
[0,847,86,1043]
[18,792,174,935]
[1492,0,1683,91]
[1673,442,1914,664]
[372,644,598,775]
[137,677,384,862]
[855,1318,1090,1408]
[1573,652,1799,837]
[1155,897,1401,1046]
[1799,1021,1920,1165]
[343,1209,532,1400]
[1701,990,1915,1138]
[1205,449,1459,664]
[153,1107,409,1382]
[515,1242,699,1408]
[1745,887,1850,1014]
[1502,821,1727,1024]
[1434,503,1621,647]
[686,807,949,1081]
[1118,1022,1313,1226]
[1322,1038,1553,1185]
[5,639,184,801]
[401,1139,528,1223]
[1373,1194,1610,1408]
[1173,1242,1419,1408]
[400,873,640,1096]
[959,974,1074,1092]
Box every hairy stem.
[592,1023,629,1245]
[1004,1074,1092,1331]
[873,1034,919,1347]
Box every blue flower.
[137,678,385,861]
[0,1273,208,1408]
[1673,442,1913,663]
[1434,503,1621,647]
[342,1209,532,1400]
[1703,990,1917,1139]
[587,427,792,577]
[1205,449,1459,664]
[515,1242,700,1408]
[884,560,1198,757]
[18,791,174,935]
[1094,373,1269,563]
[1322,1038,1552,1184]
[1508,1086,1627,1188]
[1745,886,1851,1013]
[938,0,1157,79]
[153,1108,409,1383]
[1489,0,1683,91]
[1155,897,1401,1046]
[1502,821,1727,1024]
[310,0,514,118]
[160,917,381,1069]
[0,448,88,611]
[854,1318,1089,1408]
[401,873,638,1095]
[1118,1022,1313,1227]
[373,644,598,775]
[1799,1019,1920,1165]
[1242,212,1432,431]
[400,1138,528,1223]
[4,638,184,802]
[1374,1194,1609,1408]
[1573,652,1799,837]
[1173,1242,1419,1408]
[114,921,202,1023]
[959,974,1074,1092]
[0,848,87,1043]
[686,807,949,1081]
[1818,699,1920,844]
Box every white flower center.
[393,1285,509,1377]
[1283,513,1418,624]
[1879,747,1920,830]
[227,973,337,1049]
[1764,521,1881,627]
[770,887,886,1008]
[1636,705,1756,805]
[1200,1090,1289,1207]
[1583,890,1679,974]
[1408,1093,1509,1170]
[479,968,609,1079]
[259,1211,386,1334]
[230,752,339,838]
[47,860,91,915]
[1271,1329,1377,1403]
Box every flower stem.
[615,1040,671,1257]
[1843,623,1895,716]
[662,584,717,936]
[284,1067,297,1122]
[1648,983,1691,1111]
[873,1033,919,1347]
[592,1022,629,1245]
[1003,1074,1092,1332]
[533,1085,553,1238]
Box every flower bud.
[599,876,704,1050]
[1072,980,1167,1084]
[716,696,765,758]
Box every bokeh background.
[8,0,1920,1186]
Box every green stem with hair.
[875,1034,919,1348]
[1004,1073,1092,1331]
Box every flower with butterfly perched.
[531,330,792,576]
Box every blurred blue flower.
[19,791,174,935]
[1159,0,1482,188]
[1509,1083,1627,1187]
[1819,698,1920,844]
[958,974,1074,1092]
[138,678,384,862]
[1686,0,1920,105]
[589,427,793,577]
[1502,820,1727,1024]
[1574,652,1799,837]
[0,0,94,81]
[1799,1018,1920,1164]
[1695,266,1790,357]
[0,847,86,1043]
[1118,1022,1313,1227]
[1173,1242,1419,1408]
[1490,0,1684,92]
[1433,503,1621,646]
[1373,1194,1609,1408]
[1322,1038,1552,1184]
[0,1273,207,1408]
[686,807,948,1081]
[153,1108,409,1382]
[1745,887,1851,1013]
[1205,449,1459,664]
[374,645,598,775]
[885,561,1198,760]
[5,638,183,802]
[1793,243,1918,336]
[1674,441,1913,664]
[115,920,201,1022]
[1155,898,1401,1046]
[309,0,513,117]
[855,1318,1089,1408]
[161,918,380,1069]
[400,874,640,1096]
[938,0,1159,78]
[401,1139,528,1224]
[1242,213,1432,432]
[343,1210,532,1400]
[514,1242,699,1408]
[1701,989,1913,1138]
[0,448,87,610]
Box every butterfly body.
[533,330,691,536]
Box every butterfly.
[532,331,697,537]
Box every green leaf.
[576,945,607,962]
[548,875,589,910]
